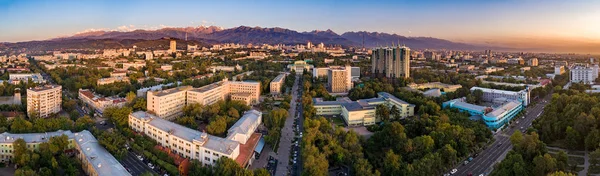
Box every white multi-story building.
[129,110,262,167]
[571,65,599,84]
[26,85,62,118]
[470,87,530,106]
[270,74,286,94]
[0,130,130,176]
[147,79,260,120]
[78,89,127,114]
[313,92,415,126]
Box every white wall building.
[26,85,62,118]
[470,87,530,106]
[129,110,262,167]
[571,65,599,84]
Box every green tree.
[75,115,94,131]
[126,91,137,103]
[532,154,557,176]
[382,150,402,176]
[376,104,390,122]
[206,116,227,136]
[11,117,33,133]
[590,148,600,167]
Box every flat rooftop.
[28,85,61,92]
[150,86,192,96]
[272,74,286,83]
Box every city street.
[451,93,553,176]
[275,74,300,176]
[120,151,158,176]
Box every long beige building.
[147,78,260,120]
[270,73,286,94]
[26,85,62,118]
[328,66,353,93]
[372,45,411,78]
[129,110,262,167]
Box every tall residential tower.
[371,45,411,78]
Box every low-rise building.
[97,77,129,85]
[287,60,314,73]
[78,89,127,114]
[407,82,462,92]
[9,73,45,84]
[471,86,530,106]
[313,92,415,126]
[443,97,523,130]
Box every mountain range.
[1,26,501,51]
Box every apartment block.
[571,65,599,84]
[270,74,286,94]
[528,58,538,66]
[0,130,130,176]
[371,45,411,78]
[328,66,353,93]
[147,86,193,119]
[147,79,260,120]
[78,89,127,114]
[129,110,262,167]
[26,85,62,118]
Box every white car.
[137,155,143,161]
[148,163,155,169]
[450,169,458,174]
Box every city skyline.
[2,0,600,53]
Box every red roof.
[235,133,262,167]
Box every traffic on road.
[449,93,552,176]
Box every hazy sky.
[2,0,600,47]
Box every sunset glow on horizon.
[1,0,600,52]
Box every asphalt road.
[275,74,301,176]
[451,93,552,176]
[120,151,159,176]
[293,77,304,176]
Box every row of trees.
[491,131,572,176]
[534,93,600,150]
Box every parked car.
[148,163,155,169]
[137,155,144,161]
[450,169,458,174]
